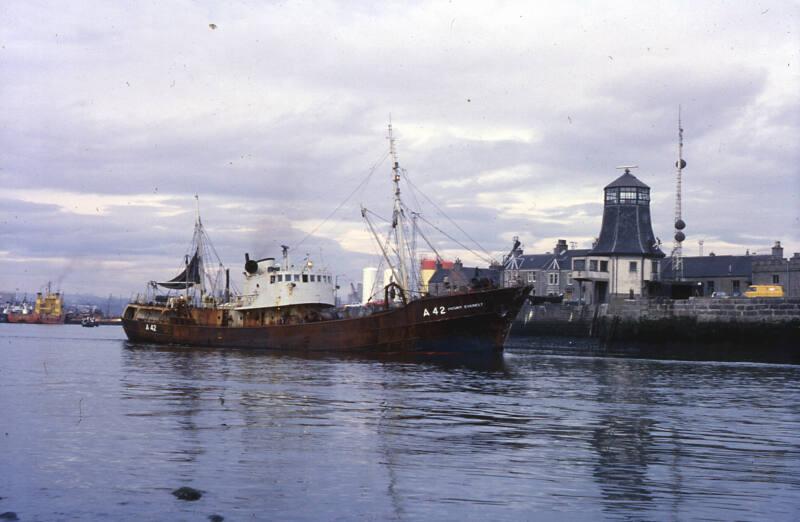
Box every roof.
[661,255,773,279]
[428,266,501,285]
[504,249,592,271]
[589,204,665,257]
[605,171,650,190]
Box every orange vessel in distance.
[6,283,65,324]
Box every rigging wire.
[415,213,495,265]
[403,172,495,262]
[293,150,390,251]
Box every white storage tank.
[361,267,378,305]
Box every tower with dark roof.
[591,169,665,259]
[571,168,665,303]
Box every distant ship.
[122,126,530,353]
[6,283,65,324]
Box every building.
[419,258,454,294]
[661,254,772,296]
[427,259,501,296]
[571,169,665,304]
[658,242,798,298]
[750,242,800,298]
[503,239,590,300]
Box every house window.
[651,260,658,277]
[566,273,572,285]
[629,261,638,273]
[527,272,536,283]
[573,259,585,271]
[707,281,715,294]
[589,260,598,271]
[548,272,559,285]
[773,275,780,284]
[600,261,608,272]
[733,280,740,293]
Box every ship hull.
[6,313,65,324]
[123,287,529,354]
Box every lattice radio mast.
[671,107,687,280]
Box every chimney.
[554,239,568,255]
[772,241,784,259]
[454,258,463,271]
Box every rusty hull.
[122,286,530,353]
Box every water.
[1,324,799,521]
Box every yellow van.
[744,285,785,298]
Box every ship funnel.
[244,253,258,274]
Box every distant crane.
[671,106,687,280]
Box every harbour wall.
[511,297,800,361]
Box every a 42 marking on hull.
[422,301,484,318]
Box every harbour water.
[1,324,799,521]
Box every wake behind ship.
[122,126,530,353]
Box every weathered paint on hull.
[6,313,65,324]
[122,287,530,354]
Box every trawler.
[122,126,530,353]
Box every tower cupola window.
[619,189,637,203]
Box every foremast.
[389,123,410,293]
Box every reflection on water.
[1,325,799,521]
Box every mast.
[388,123,409,292]
[672,107,687,281]
[194,194,206,298]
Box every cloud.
[0,0,798,295]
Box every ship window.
[620,189,637,203]
[277,274,283,282]
[605,189,618,204]
[302,274,308,282]
[638,188,650,203]
[270,275,275,283]
[293,274,299,282]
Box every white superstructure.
[237,250,335,310]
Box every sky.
[1,0,798,297]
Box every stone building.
[659,241,798,297]
[751,242,800,297]
[570,169,665,304]
[503,239,590,300]
[661,254,772,296]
